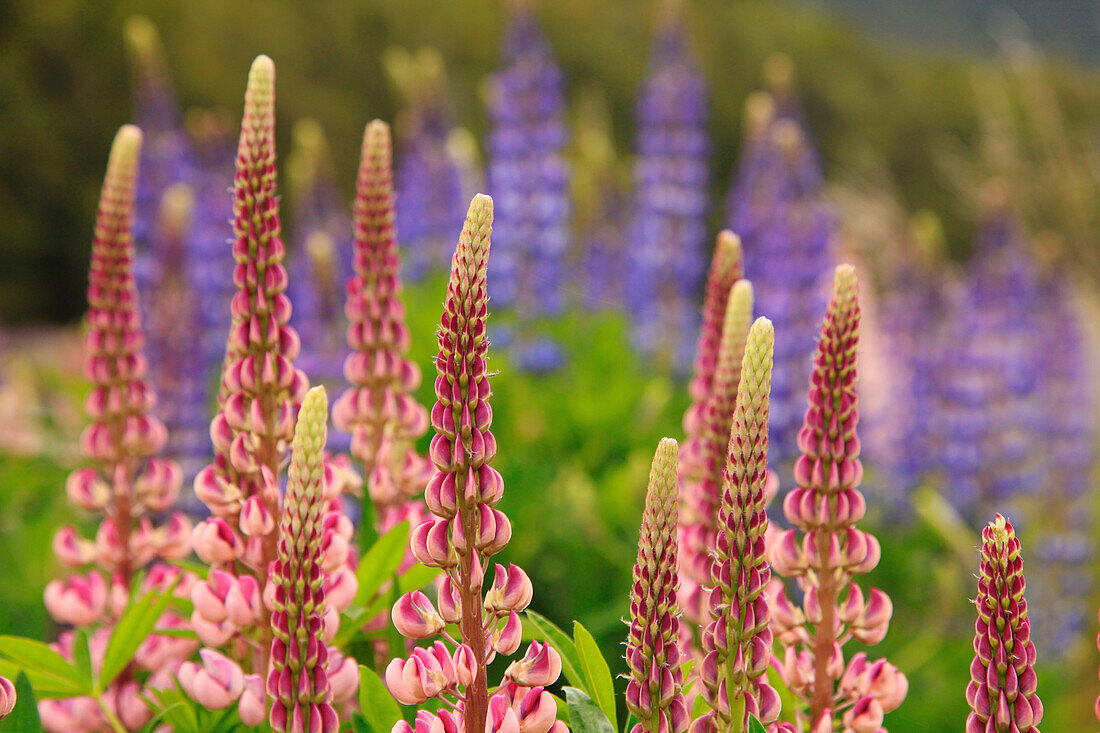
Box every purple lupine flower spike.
[333,120,432,533]
[486,5,569,371]
[966,515,1043,733]
[1028,247,1096,655]
[693,318,779,733]
[143,184,210,484]
[769,266,907,732]
[625,438,689,733]
[287,121,354,451]
[728,83,834,469]
[627,13,710,370]
[386,46,470,281]
[939,190,1042,521]
[268,386,341,733]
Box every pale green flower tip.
[123,15,162,65]
[469,193,495,223]
[747,317,775,356]
[833,263,859,299]
[250,54,276,84]
[714,229,743,275]
[300,386,328,428]
[109,125,143,177]
[649,438,680,501]
[727,280,754,322]
[363,119,391,152]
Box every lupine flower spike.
[268,387,340,733]
[41,125,196,732]
[680,267,752,629]
[769,266,907,732]
[966,515,1042,733]
[334,120,432,534]
[386,194,567,733]
[625,438,689,733]
[694,317,779,733]
[190,58,359,704]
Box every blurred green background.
[2,0,1100,731]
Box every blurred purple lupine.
[125,17,233,484]
[727,89,833,468]
[877,244,950,500]
[386,47,471,282]
[286,120,354,451]
[939,200,1043,523]
[1027,255,1097,655]
[626,15,710,371]
[486,5,570,372]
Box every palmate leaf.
[353,521,411,608]
[573,622,616,730]
[564,687,613,733]
[0,636,90,698]
[98,579,177,692]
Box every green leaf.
[99,581,176,691]
[573,622,617,730]
[351,712,376,733]
[0,636,90,696]
[0,672,43,732]
[621,712,637,733]
[690,692,710,720]
[396,564,441,595]
[358,664,402,733]
[71,630,93,689]
[353,521,411,607]
[522,611,583,691]
[564,687,614,733]
[747,716,767,733]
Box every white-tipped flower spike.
[386,194,567,733]
[268,387,340,733]
[625,438,689,733]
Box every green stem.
[96,693,128,733]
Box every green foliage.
[98,580,176,692]
[0,672,44,733]
[573,622,616,731]
[0,636,89,698]
[357,665,403,733]
[564,687,614,733]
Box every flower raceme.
[384,193,567,733]
[768,265,906,732]
[186,55,359,724]
[695,317,780,733]
[333,119,432,533]
[40,124,197,733]
[965,515,1042,733]
[625,438,689,733]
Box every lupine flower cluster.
[965,515,1043,733]
[626,15,710,370]
[939,202,1043,523]
[486,5,569,371]
[186,58,359,727]
[625,438,689,733]
[287,120,355,433]
[728,86,834,468]
[41,124,197,732]
[768,266,907,732]
[384,194,567,733]
[695,317,781,732]
[387,46,471,281]
[678,231,747,628]
[333,119,433,536]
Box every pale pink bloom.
[178,649,245,710]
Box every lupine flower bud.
[679,275,752,628]
[0,675,15,721]
[504,642,562,688]
[694,318,780,732]
[334,120,432,528]
[965,515,1042,733]
[625,438,688,733]
[238,673,266,726]
[770,266,904,730]
[393,590,446,639]
[268,387,340,733]
[179,648,246,710]
[44,571,108,627]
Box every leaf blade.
[358,664,402,733]
[573,622,617,730]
